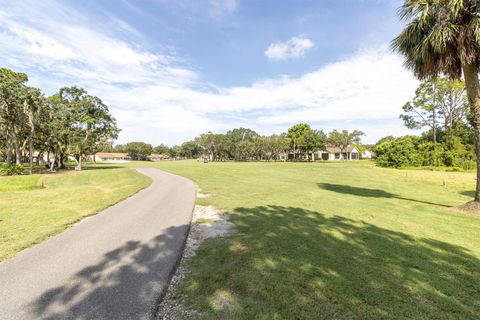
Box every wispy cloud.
[265,35,315,61]
[0,1,417,145]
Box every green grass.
[124,160,480,319]
[0,167,151,260]
[0,174,44,191]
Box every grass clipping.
[157,204,235,319]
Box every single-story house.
[94,153,131,162]
[316,145,360,161]
[147,153,167,161]
[286,145,361,161]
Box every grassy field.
[0,167,151,260]
[122,160,480,319]
[2,160,479,318]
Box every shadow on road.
[32,225,188,320]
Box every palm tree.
[392,0,480,203]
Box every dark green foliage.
[0,164,25,176]
[375,136,422,168]
[124,141,153,160]
[375,135,475,169]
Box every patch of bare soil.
[456,200,480,214]
[156,205,235,319]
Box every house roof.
[148,153,166,158]
[325,145,359,153]
[96,152,130,158]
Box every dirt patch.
[156,205,235,319]
[455,200,480,215]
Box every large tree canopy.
[0,67,118,173]
[393,0,480,203]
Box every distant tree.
[96,139,115,153]
[401,78,468,144]
[328,130,364,160]
[56,87,119,170]
[0,68,29,165]
[226,128,259,142]
[304,129,326,161]
[125,141,153,160]
[392,0,480,201]
[376,135,395,146]
[227,128,258,161]
[169,145,182,159]
[154,144,170,156]
[23,87,45,174]
[270,134,290,161]
[180,140,202,159]
[287,123,312,160]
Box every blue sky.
[0,0,418,145]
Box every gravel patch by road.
[156,205,235,319]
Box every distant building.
[94,153,131,162]
[92,153,169,162]
[362,149,374,159]
[287,145,361,161]
[147,153,167,161]
[319,145,360,160]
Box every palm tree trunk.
[462,62,480,201]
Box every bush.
[0,164,25,176]
[375,134,476,169]
[374,136,422,168]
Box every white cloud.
[0,1,418,145]
[265,35,315,61]
[209,0,238,17]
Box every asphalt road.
[0,168,196,320]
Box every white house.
[317,145,360,161]
[362,149,374,159]
[287,145,361,161]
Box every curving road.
[0,168,196,320]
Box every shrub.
[374,136,422,168]
[0,164,26,176]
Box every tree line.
[0,67,118,173]
[374,77,475,169]
[102,125,364,162]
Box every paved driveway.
[0,168,196,320]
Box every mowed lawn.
[0,167,151,260]
[128,160,480,319]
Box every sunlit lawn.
[0,167,151,260]
[1,159,479,318]
[126,160,480,319]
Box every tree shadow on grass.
[318,182,451,207]
[31,225,188,320]
[80,164,124,171]
[181,206,480,319]
[459,190,475,198]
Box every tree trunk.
[50,155,56,171]
[462,62,480,201]
[432,81,437,144]
[13,131,20,165]
[29,131,33,175]
[293,144,296,160]
[6,129,12,165]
